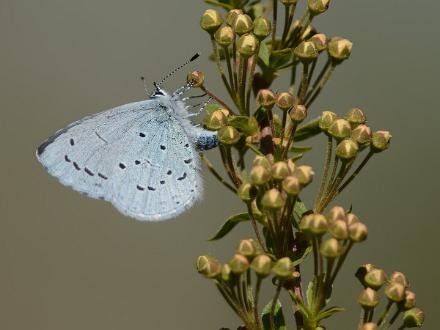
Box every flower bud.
[326,206,346,223]
[261,189,285,209]
[234,14,253,35]
[282,176,301,196]
[385,282,406,302]
[200,9,223,34]
[253,155,271,169]
[221,264,232,282]
[365,268,387,290]
[289,105,307,123]
[355,264,376,286]
[237,239,258,258]
[238,182,257,202]
[403,308,425,328]
[187,70,205,87]
[253,17,271,40]
[238,33,259,57]
[229,254,250,274]
[309,213,328,236]
[349,222,368,242]
[257,89,276,109]
[308,0,331,15]
[399,290,416,311]
[320,238,342,258]
[328,219,348,240]
[299,214,313,234]
[358,288,380,309]
[319,111,338,131]
[294,165,315,186]
[310,33,327,52]
[251,254,272,277]
[250,165,271,185]
[272,257,294,279]
[196,255,222,278]
[214,25,235,47]
[328,118,351,140]
[226,9,243,26]
[286,159,296,174]
[218,126,240,145]
[336,139,359,161]
[346,213,360,226]
[361,323,378,330]
[271,162,290,180]
[389,271,409,288]
[294,41,319,62]
[345,107,366,127]
[371,130,391,152]
[352,124,372,146]
[276,92,295,111]
[328,37,353,62]
[204,110,227,130]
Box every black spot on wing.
[139,132,146,137]
[70,138,75,146]
[135,160,141,165]
[160,145,166,150]
[137,185,145,191]
[147,186,156,191]
[84,167,94,176]
[184,159,192,164]
[64,155,71,162]
[177,172,187,181]
[167,170,172,175]
[119,163,126,169]
[98,173,108,180]
[73,162,81,171]
[160,180,165,184]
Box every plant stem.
[254,277,263,330]
[298,62,310,104]
[246,202,266,251]
[219,145,241,187]
[305,62,336,108]
[238,56,248,114]
[314,136,333,211]
[338,151,374,194]
[224,46,236,92]
[199,85,235,115]
[387,308,402,327]
[377,301,394,326]
[211,37,235,101]
[270,281,283,330]
[200,154,237,193]
[246,45,260,115]
[280,5,290,48]
[272,0,278,49]
[328,241,354,286]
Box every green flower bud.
[361,323,378,330]
[276,92,295,111]
[238,33,259,57]
[272,257,294,279]
[294,40,319,62]
[286,159,296,174]
[336,139,359,161]
[352,124,372,146]
[253,155,272,170]
[299,214,314,234]
[234,14,253,35]
[389,271,409,288]
[346,213,360,226]
[250,165,271,185]
[345,107,366,127]
[309,213,328,236]
[365,268,387,290]
[257,89,276,109]
[371,130,391,152]
[385,282,406,302]
[319,111,338,131]
[328,37,353,62]
[237,239,258,258]
[272,162,290,180]
[349,222,368,242]
[196,255,222,278]
[253,17,271,40]
[282,176,301,196]
[221,264,232,282]
[355,264,376,286]
[308,0,331,15]
[226,9,243,27]
[326,206,346,223]
[238,182,257,202]
[328,118,351,140]
[328,219,348,240]
[320,238,342,258]
[358,287,380,309]
[310,33,327,52]
[251,254,272,277]
[261,188,285,209]
[398,290,416,311]
[214,25,235,47]
[229,254,250,274]
[187,70,205,87]
[403,308,425,328]
[204,110,228,130]
[218,126,240,145]
[200,9,223,34]
[289,104,307,123]
[294,165,315,186]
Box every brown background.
[1,0,439,329]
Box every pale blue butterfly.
[36,54,218,221]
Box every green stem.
[387,308,401,327]
[377,301,394,326]
[246,45,260,115]
[238,56,249,114]
[280,5,290,48]
[328,241,354,286]
[272,0,278,49]
[246,202,266,252]
[254,277,263,330]
[224,46,236,92]
[338,151,374,195]
[305,62,336,108]
[270,281,283,330]
[200,153,237,193]
[199,85,235,115]
[298,62,310,104]
[312,238,319,277]
[211,37,235,100]
[314,136,333,211]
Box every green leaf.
[294,199,308,218]
[258,42,270,67]
[262,300,286,330]
[292,244,312,267]
[248,3,264,19]
[294,118,321,142]
[291,145,312,153]
[246,143,264,156]
[269,49,292,69]
[209,213,250,241]
[228,116,259,136]
[289,292,311,319]
[306,278,318,310]
[205,103,222,114]
[316,306,345,322]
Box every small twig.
[314,136,333,211]
[199,85,235,115]
[200,154,237,193]
[338,151,374,194]
[270,281,283,330]
[246,202,266,252]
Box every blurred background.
[1,0,439,329]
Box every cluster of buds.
[356,265,424,328]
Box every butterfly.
[36,54,218,221]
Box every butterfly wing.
[37,100,202,221]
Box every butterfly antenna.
[157,53,200,87]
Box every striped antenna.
[156,53,200,87]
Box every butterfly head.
[151,82,169,98]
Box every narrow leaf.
[292,244,312,267]
[269,49,292,69]
[262,300,286,330]
[209,213,251,241]
[316,306,345,321]
[306,278,318,310]
[258,42,270,67]
[294,199,308,218]
[291,145,312,153]
[294,118,321,142]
